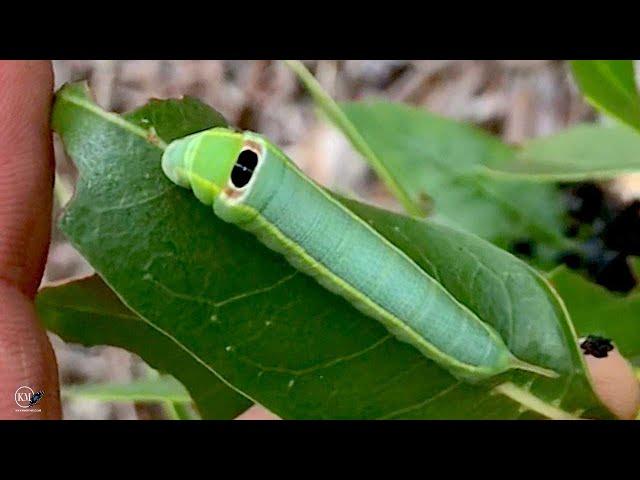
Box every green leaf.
[571,60,640,132]
[37,275,252,419]
[62,374,191,403]
[51,82,611,419]
[285,60,428,217]
[339,101,571,250]
[124,96,227,142]
[548,265,640,362]
[482,124,640,181]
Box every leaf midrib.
[593,60,638,105]
[576,61,640,130]
[285,60,424,217]
[59,87,168,151]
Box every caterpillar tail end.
[511,357,560,379]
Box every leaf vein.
[376,381,463,420]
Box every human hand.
[0,60,60,419]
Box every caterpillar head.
[162,128,264,205]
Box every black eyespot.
[580,335,614,358]
[230,149,259,188]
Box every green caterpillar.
[161,127,557,383]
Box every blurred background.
[46,60,639,419]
